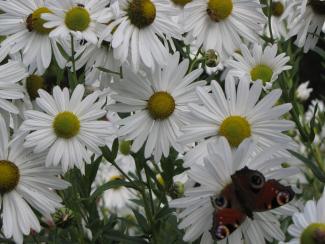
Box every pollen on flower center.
[26,75,45,100]
[65,6,91,31]
[128,0,156,28]
[0,160,20,194]
[271,1,285,17]
[309,0,325,15]
[250,64,273,84]
[53,111,80,139]
[300,223,325,244]
[207,0,233,22]
[26,7,53,34]
[171,0,192,6]
[219,116,251,147]
[147,91,176,120]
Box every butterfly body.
[210,167,295,241]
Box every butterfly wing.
[231,167,295,214]
[210,208,246,240]
[210,184,247,240]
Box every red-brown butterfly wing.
[210,208,246,241]
[210,184,247,240]
[231,167,295,214]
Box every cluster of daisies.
[0,0,324,243]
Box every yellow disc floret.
[171,0,192,6]
[207,0,233,22]
[271,1,285,17]
[0,160,20,194]
[147,91,176,120]
[65,6,91,31]
[128,0,156,28]
[53,111,80,139]
[26,7,53,34]
[26,75,45,100]
[250,64,273,84]
[219,116,251,147]
[301,223,325,244]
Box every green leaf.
[309,104,318,142]
[91,179,141,199]
[103,230,148,243]
[56,42,70,61]
[155,206,173,221]
[101,139,119,163]
[132,209,150,234]
[289,150,325,182]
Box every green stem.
[143,163,155,216]
[109,159,140,190]
[70,33,78,89]
[268,0,274,44]
[188,58,204,73]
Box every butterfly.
[210,166,295,240]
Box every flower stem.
[70,33,78,89]
[268,0,274,43]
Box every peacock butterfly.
[210,166,295,240]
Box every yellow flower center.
[219,116,251,147]
[53,112,80,139]
[0,160,20,194]
[250,64,273,84]
[26,75,45,100]
[301,223,325,244]
[128,0,156,28]
[171,0,192,6]
[109,175,124,190]
[207,0,233,22]
[271,1,284,17]
[310,0,325,15]
[26,7,53,34]
[65,6,91,31]
[147,91,175,120]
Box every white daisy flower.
[0,114,70,244]
[179,77,295,166]
[0,61,28,114]
[284,187,325,244]
[98,0,181,70]
[226,43,291,88]
[0,0,68,74]
[94,154,136,214]
[183,0,266,58]
[170,137,298,244]
[75,42,121,86]
[265,0,289,39]
[20,85,111,173]
[109,52,205,162]
[42,0,109,44]
[285,0,325,52]
[296,81,313,101]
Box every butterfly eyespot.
[250,173,265,189]
[214,196,228,209]
[215,225,230,240]
[276,191,290,205]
